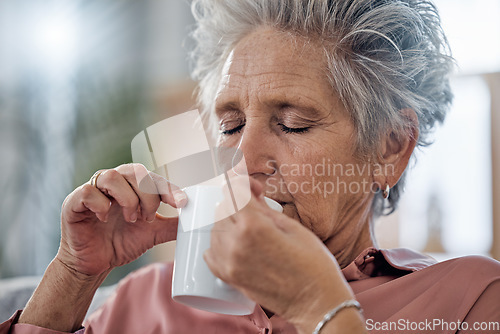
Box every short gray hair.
[189,0,454,216]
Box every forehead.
[216,28,333,106]
[224,28,326,80]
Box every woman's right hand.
[56,163,186,278]
[17,163,185,332]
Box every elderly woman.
[2,0,500,333]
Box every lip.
[263,194,290,207]
[269,199,288,207]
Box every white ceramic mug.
[171,184,282,315]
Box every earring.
[382,184,390,199]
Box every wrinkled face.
[214,27,375,260]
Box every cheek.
[276,156,340,233]
[277,148,372,236]
[290,188,336,239]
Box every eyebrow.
[215,101,243,119]
[267,97,330,122]
[215,98,328,120]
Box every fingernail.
[146,213,156,223]
[130,212,138,223]
[174,191,187,205]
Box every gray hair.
[189,0,454,216]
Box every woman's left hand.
[204,177,361,333]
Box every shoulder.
[439,256,500,322]
[410,254,500,288]
[413,255,500,307]
[436,255,500,280]
[360,253,500,323]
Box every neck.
[331,223,374,268]
[324,200,375,268]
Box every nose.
[232,121,277,182]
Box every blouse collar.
[342,247,437,281]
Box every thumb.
[150,214,179,245]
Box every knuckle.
[120,163,151,185]
[212,220,231,235]
[225,261,244,283]
[123,163,148,176]
[115,163,132,170]
[80,183,95,198]
[237,215,257,237]
[104,169,121,182]
[113,164,128,175]
[130,162,148,171]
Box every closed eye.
[220,123,310,135]
[220,123,245,135]
[278,124,310,134]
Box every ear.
[373,109,419,189]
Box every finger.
[248,176,265,200]
[204,218,236,284]
[70,184,112,222]
[147,214,179,244]
[214,196,237,224]
[203,249,221,279]
[149,172,187,208]
[223,173,252,211]
[116,164,161,223]
[94,169,140,222]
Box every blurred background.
[0,0,499,285]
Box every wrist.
[53,255,110,284]
[311,300,365,334]
[287,271,364,333]
[313,306,367,334]
[18,258,110,332]
[294,303,366,334]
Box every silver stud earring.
[382,184,390,199]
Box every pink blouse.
[2,248,499,334]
